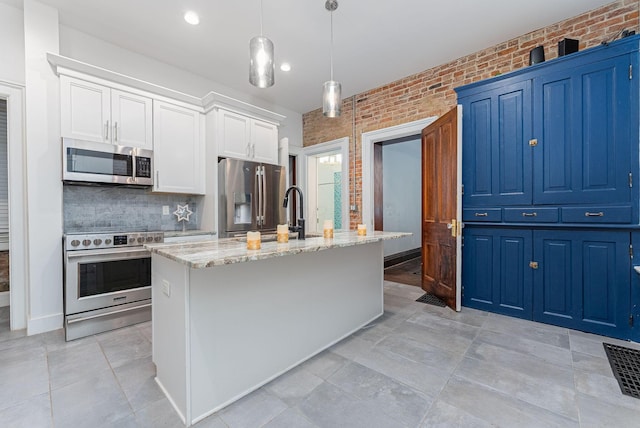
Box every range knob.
[82,239,91,247]
[128,236,136,244]
[137,237,144,244]
[104,239,112,245]
[146,236,154,242]
[93,239,102,246]
[70,239,80,247]
[154,236,162,242]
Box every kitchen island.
[146,231,408,426]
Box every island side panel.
[151,253,190,424]
[188,241,384,421]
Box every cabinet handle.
[105,120,110,140]
[585,212,604,217]
[114,122,118,142]
[474,212,488,217]
[252,144,256,158]
[156,171,159,188]
[529,261,539,269]
[522,212,538,217]
[247,143,251,157]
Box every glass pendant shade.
[322,80,342,117]
[249,36,275,88]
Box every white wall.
[59,26,303,148]
[382,138,422,257]
[24,0,63,334]
[0,1,26,84]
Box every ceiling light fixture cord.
[260,0,264,36]
[330,8,334,81]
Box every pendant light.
[249,0,275,88]
[323,0,342,117]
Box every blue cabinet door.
[533,230,631,339]
[463,227,532,318]
[533,55,632,206]
[461,80,532,207]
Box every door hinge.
[629,314,634,327]
[629,173,633,188]
[529,139,538,147]
[630,64,633,80]
[461,184,464,195]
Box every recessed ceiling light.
[184,11,200,25]
[280,63,291,72]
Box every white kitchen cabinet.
[60,75,153,149]
[217,108,278,164]
[153,100,205,194]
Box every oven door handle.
[65,247,150,259]
[66,303,152,325]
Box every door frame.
[0,80,28,330]
[362,117,437,230]
[301,138,350,232]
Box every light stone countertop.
[146,230,410,269]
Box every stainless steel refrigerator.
[218,158,286,237]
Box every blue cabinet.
[462,80,532,207]
[533,230,631,339]
[532,55,633,206]
[457,36,640,340]
[463,227,532,319]
[463,227,633,340]
[458,37,639,224]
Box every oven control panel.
[64,231,164,250]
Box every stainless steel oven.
[63,231,163,341]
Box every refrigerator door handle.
[255,166,262,226]
[261,166,267,226]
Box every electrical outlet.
[162,205,170,215]
[162,280,171,297]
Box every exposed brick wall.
[302,0,640,229]
[0,251,8,293]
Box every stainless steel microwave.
[62,138,153,186]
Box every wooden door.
[422,106,462,311]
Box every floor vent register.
[415,293,447,308]
[603,343,640,399]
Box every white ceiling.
[34,0,614,114]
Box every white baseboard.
[0,291,8,307]
[27,312,64,335]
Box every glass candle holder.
[276,224,289,243]
[247,231,261,250]
[357,224,367,236]
[323,220,334,239]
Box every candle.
[276,224,289,243]
[357,224,367,236]
[323,220,334,239]
[247,231,261,250]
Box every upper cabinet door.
[110,89,153,149]
[60,75,110,143]
[60,76,153,148]
[533,54,632,206]
[216,108,280,164]
[153,101,205,194]
[250,120,278,164]
[461,80,532,207]
[217,109,251,160]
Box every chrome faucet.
[283,186,305,240]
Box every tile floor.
[1,282,640,427]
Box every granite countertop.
[146,231,410,269]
